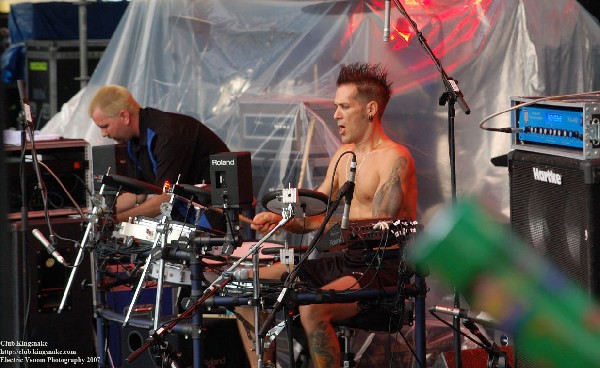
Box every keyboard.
[316,218,420,252]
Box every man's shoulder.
[140,107,166,117]
[374,142,416,176]
[382,141,414,160]
[139,107,171,127]
[141,107,203,124]
[332,143,355,158]
[141,108,211,137]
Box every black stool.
[335,300,413,368]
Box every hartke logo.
[532,167,562,185]
[211,159,235,166]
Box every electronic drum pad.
[262,189,328,217]
[101,174,163,194]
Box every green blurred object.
[408,200,600,368]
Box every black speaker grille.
[509,151,600,368]
[10,217,96,367]
[509,151,600,297]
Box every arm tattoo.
[372,157,407,217]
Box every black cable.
[325,150,355,213]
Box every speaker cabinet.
[104,287,175,367]
[120,323,191,368]
[508,150,600,295]
[508,150,600,367]
[10,217,96,367]
[0,125,17,358]
[116,316,249,368]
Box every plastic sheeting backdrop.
[44,0,600,224]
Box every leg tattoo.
[307,322,339,368]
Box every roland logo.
[532,167,562,185]
[211,159,235,166]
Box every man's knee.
[299,304,331,329]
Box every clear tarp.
[41,0,600,364]
[44,0,600,223]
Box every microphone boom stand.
[390,2,471,367]
[57,169,109,366]
[16,80,32,252]
[57,182,105,313]
[16,80,33,347]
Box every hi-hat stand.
[198,188,298,368]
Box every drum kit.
[55,171,426,368]
[56,172,332,367]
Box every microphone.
[447,78,471,115]
[32,229,69,267]
[383,0,391,42]
[341,155,356,230]
[232,268,249,281]
[430,306,499,329]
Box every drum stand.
[256,187,346,368]
[250,200,297,368]
[196,191,297,368]
[125,200,295,368]
[123,192,177,330]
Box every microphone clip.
[339,180,355,199]
[43,234,58,254]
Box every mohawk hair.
[336,62,393,117]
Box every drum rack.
[59,175,427,368]
[99,229,427,367]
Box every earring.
[368,114,373,122]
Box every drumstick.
[174,195,257,226]
[202,205,256,226]
[298,117,316,189]
[239,214,256,226]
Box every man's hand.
[251,212,282,234]
[114,193,166,223]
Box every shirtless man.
[244,62,418,367]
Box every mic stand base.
[414,275,427,368]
